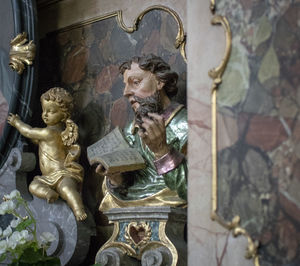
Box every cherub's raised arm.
[7,113,46,141]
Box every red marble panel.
[94,64,120,94]
[110,97,129,129]
[246,115,290,151]
[141,30,160,55]
[62,44,89,84]
[275,211,300,261]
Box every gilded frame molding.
[209,1,260,266]
[56,5,186,61]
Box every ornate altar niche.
[210,1,300,266]
[38,5,187,265]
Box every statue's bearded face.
[122,62,163,113]
[122,63,164,129]
[133,92,162,129]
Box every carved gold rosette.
[209,1,260,266]
[9,32,36,74]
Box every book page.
[87,127,128,163]
[100,148,145,168]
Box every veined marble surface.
[188,0,300,265]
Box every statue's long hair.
[119,54,179,98]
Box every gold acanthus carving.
[9,32,36,75]
[209,5,260,266]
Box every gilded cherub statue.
[7,87,87,221]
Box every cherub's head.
[40,87,73,126]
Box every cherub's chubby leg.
[29,178,59,203]
[56,177,87,221]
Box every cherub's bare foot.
[46,190,59,203]
[74,208,87,221]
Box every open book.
[87,127,145,174]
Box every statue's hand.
[139,112,170,159]
[7,113,20,127]
[95,164,123,186]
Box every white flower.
[0,200,16,214]
[39,232,56,245]
[0,202,6,215]
[4,190,21,200]
[0,239,7,255]
[10,217,22,228]
[7,230,30,249]
[9,190,21,199]
[20,230,30,243]
[7,232,18,249]
[2,226,12,238]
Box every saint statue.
[96,54,187,211]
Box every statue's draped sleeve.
[159,107,188,200]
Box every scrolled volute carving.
[141,247,172,266]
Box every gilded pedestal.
[96,206,186,266]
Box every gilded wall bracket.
[9,32,36,74]
[208,2,260,266]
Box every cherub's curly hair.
[40,87,73,119]
[41,87,78,146]
[119,54,179,98]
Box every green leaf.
[9,262,20,266]
[18,246,44,263]
[40,257,61,266]
[15,219,34,232]
[0,253,6,262]
[10,257,61,266]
